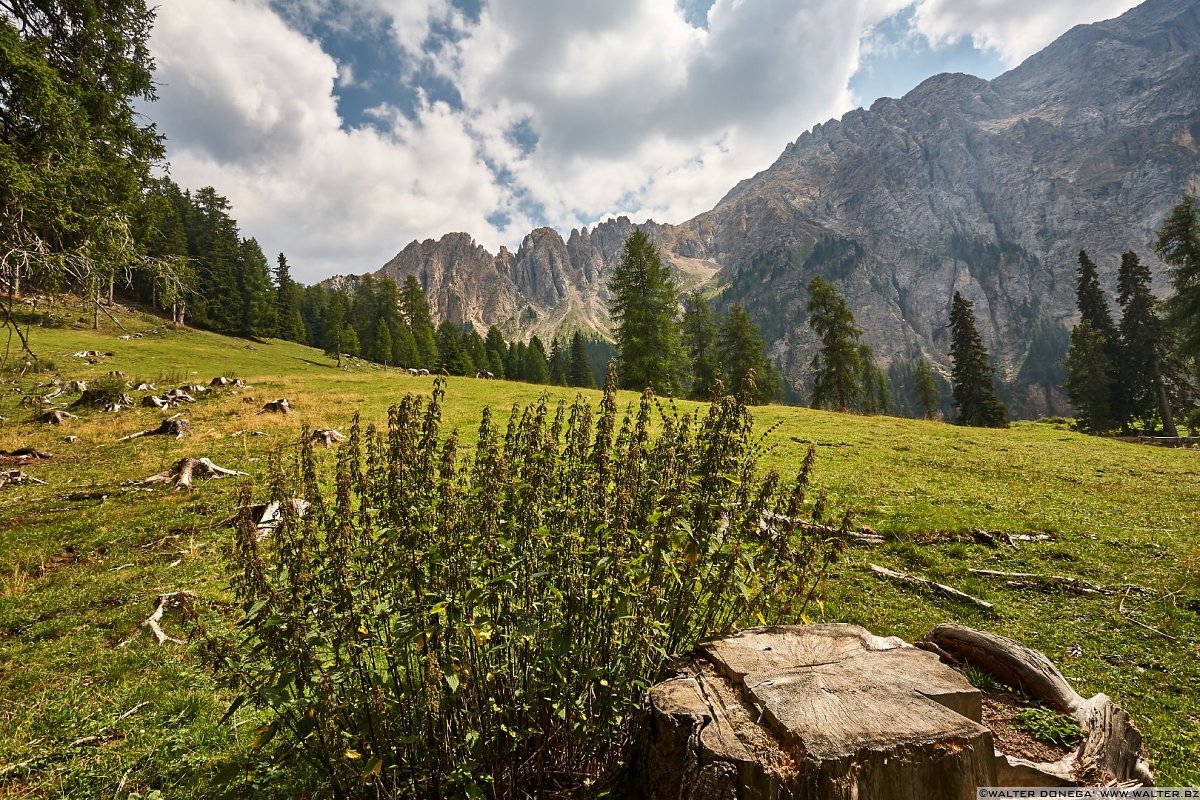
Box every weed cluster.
[210,369,839,798]
[1013,706,1085,748]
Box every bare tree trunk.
[93,293,100,330]
[1156,384,1177,437]
[108,276,114,305]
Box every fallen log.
[869,563,995,613]
[258,398,292,415]
[311,429,346,447]
[133,457,246,490]
[118,414,190,441]
[758,511,886,545]
[926,624,1154,786]
[131,382,156,391]
[0,448,52,463]
[40,409,77,425]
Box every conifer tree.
[485,326,508,378]
[374,321,393,368]
[1116,251,1179,436]
[913,358,941,420]
[237,238,276,338]
[548,337,569,385]
[324,301,346,367]
[806,277,862,411]
[948,292,1008,427]
[525,336,552,384]
[391,321,418,369]
[568,331,596,388]
[682,293,721,400]
[340,322,360,358]
[719,304,782,404]
[465,328,488,373]
[402,276,439,369]
[857,344,891,414]
[1155,195,1200,364]
[1073,250,1122,420]
[1065,321,1115,433]
[436,319,473,375]
[608,230,683,393]
[274,254,306,341]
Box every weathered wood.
[0,469,46,489]
[40,409,77,425]
[258,398,292,415]
[760,512,886,546]
[637,625,996,799]
[118,414,190,441]
[119,592,194,646]
[311,429,346,447]
[869,563,995,612]
[133,457,245,490]
[926,624,1154,786]
[968,569,1113,596]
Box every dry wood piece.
[926,624,1154,787]
[72,349,112,358]
[219,497,309,536]
[65,379,88,393]
[757,511,886,545]
[162,388,197,403]
[311,429,346,447]
[118,414,191,441]
[133,457,246,490]
[636,624,996,799]
[869,563,996,613]
[210,376,248,388]
[258,398,292,415]
[122,591,195,646]
[0,448,52,463]
[968,569,1117,596]
[40,409,77,424]
[63,435,80,443]
[178,383,209,394]
[0,469,46,488]
[131,382,155,391]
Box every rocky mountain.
[357,0,1199,413]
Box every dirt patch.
[982,691,1074,764]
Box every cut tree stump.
[311,429,346,447]
[0,448,52,463]
[210,376,248,388]
[258,398,292,415]
[636,624,996,799]
[118,414,190,441]
[0,469,47,489]
[40,409,77,425]
[925,624,1154,787]
[133,457,246,490]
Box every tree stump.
[258,398,292,415]
[118,415,190,441]
[133,457,246,490]
[311,429,346,447]
[637,624,995,799]
[40,410,77,425]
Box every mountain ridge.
[343,0,1199,414]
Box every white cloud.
[151,0,523,281]
[911,0,1141,64]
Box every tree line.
[1065,197,1200,436]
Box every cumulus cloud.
[146,0,1143,283]
[911,0,1141,64]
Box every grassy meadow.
[0,301,1198,796]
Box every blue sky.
[145,0,1140,282]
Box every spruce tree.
[340,322,360,358]
[374,321,393,368]
[436,319,473,375]
[568,332,596,388]
[485,326,508,378]
[608,230,683,393]
[857,344,891,415]
[1065,321,1114,433]
[948,292,1007,427]
[1074,249,1121,421]
[682,293,721,399]
[524,336,552,384]
[548,337,569,385]
[806,277,862,412]
[1155,195,1200,364]
[913,358,941,420]
[391,321,418,369]
[402,276,439,369]
[324,301,346,367]
[237,238,277,338]
[274,254,306,341]
[719,304,782,404]
[1116,251,1178,436]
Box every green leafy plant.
[961,663,1002,692]
[208,368,841,798]
[1013,706,1085,748]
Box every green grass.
[0,299,1197,796]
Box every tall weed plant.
[211,368,839,798]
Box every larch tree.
[608,230,683,394]
[948,292,1008,428]
[806,276,862,412]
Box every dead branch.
[120,592,195,646]
[218,497,309,537]
[40,409,77,424]
[0,447,52,462]
[118,414,190,441]
[868,563,995,613]
[759,511,886,545]
[133,457,245,490]
[968,568,1115,596]
[0,469,46,488]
